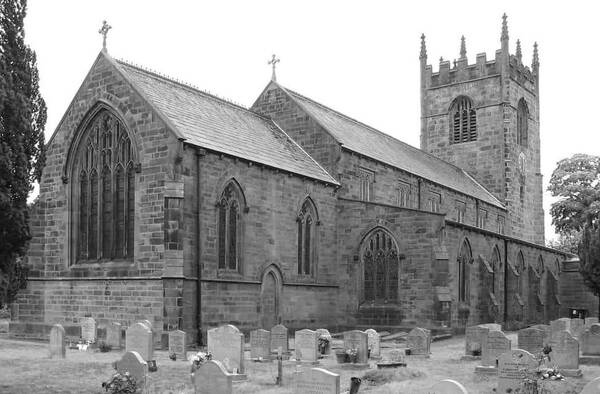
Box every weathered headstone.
[570,318,584,339]
[585,317,599,328]
[106,322,123,349]
[49,324,66,359]
[115,351,148,391]
[270,324,289,354]
[549,330,581,376]
[139,319,153,330]
[582,323,600,355]
[465,325,489,356]
[207,325,245,375]
[581,376,600,394]
[343,330,369,364]
[406,327,431,356]
[192,360,233,394]
[518,327,545,354]
[476,330,511,373]
[169,330,186,360]
[126,322,153,361]
[497,349,538,394]
[315,328,332,355]
[81,317,96,342]
[550,318,571,339]
[250,329,271,360]
[428,379,469,394]
[294,329,319,363]
[529,324,551,345]
[295,367,340,394]
[365,328,380,358]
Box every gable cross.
[268,54,280,82]
[99,20,112,51]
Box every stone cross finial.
[99,20,112,51]
[268,54,280,82]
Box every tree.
[547,230,581,255]
[579,222,600,317]
[0,0,46,308]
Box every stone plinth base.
[269,353,291,361]
[475,365,498,375]
[580,355,600,365]
[376,362,407,369]
[231,374,247,382]
[340,363,370,370]
[559,368,582,377]
[460,354,481,361]
[251,357,272,363]
[294,359,320,366]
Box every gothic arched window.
[450,96,477,144]
[218,181,244,271]
[362,229,399,303]
[516,251,526,298]
[517,98,529,147]
[297,199,318,276]
[490,247,501,295]
[74,110,135,262]
[458,239,473,303]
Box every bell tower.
[420,14,544,244]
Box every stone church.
[13,15,596,343]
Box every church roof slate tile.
[113,59,339,186]
[277,84,504,209]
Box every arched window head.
[73,110,135,263]
[517,98,529,147]
[458,239,473,303]
[297,199,318,276]
[361,228,399,303]
[450,96,477,144]
[217,181,244,272]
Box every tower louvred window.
[450,96,477,143]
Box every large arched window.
[490,247,501,295]
[217,181,244,271]
[458,239,473,303]
[517,98,529,147]
[516,251,526,298]
[297,199,318,276]
[450,96,477,144]
[74,110,135,262]
[362,229,399,303]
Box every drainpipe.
[503,238,508,325]
[196,148,206,345]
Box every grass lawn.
[0,332,598,393]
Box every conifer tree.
[0,0,46,307]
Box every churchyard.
[2,318,600,393]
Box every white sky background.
[23,0,600,243]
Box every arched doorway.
[259,268,281,328]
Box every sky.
[22,0,600,243]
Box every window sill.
[71,259,135,269]
[217,269,243,280]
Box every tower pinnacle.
[501,13,509,42]
[460,35,467,59]
[420,34,427,61]
[532,42,539,66]
[516,39,522,63]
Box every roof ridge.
[115,57,270,119]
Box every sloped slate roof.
[113,59,338,185]
[281,85,504,208]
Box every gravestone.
[479,323,501,331]
[106,322,122,349]
[582,324,600,355]
[115,351,148,391]
[192,360,233,394]
[207,325,245,375]
[497,349,538,394]
[570,318,585,339]
[270,324,289,354]
[549,330,581,376]
[550,318,571,339]
[476,330,511,373]
[295,367,340,394]
[295,329,319,363]
[529,324,551,345]
[126,322,153,361]
[428,379,469,394]
[464,325,490,356]
[169,330,186,360]
[585,317,599,328]
[581,376,600,394]
[81,317,96,342]
[49,324,66,359]
[343,330,369,364]
[316,328,332,355]
[365,328,380,358]
[139,319,153,330]
[518,327,545,354]
[406,327,431,356]
[250,329,271,360]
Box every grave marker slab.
[126,322,153,361]
[81,317,96,342]
[518,328,545,354]
[582,323,600,355]
[106,322,122,349]
[529,324,551,345]
[497,349,538,394]
[270,324,289,354]
[365,329,380,358]
[295,329,319,363]
[550,318,571,339]
[115,351,148,391]
[570,318,585,340]
[549,330,581,376]
[49,324,66,359]
[343,330,369,364]
[477,330,511,372]
[428,379,469,394]
[207,325,245,375]
[192,360,233,394]
[585,317,599,328]
[406,327,431,356]
[294,367,340,394]
[250,329,271,360]
[465,325,489,356]
[169,330,186,360]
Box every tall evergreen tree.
[0,0,46,307]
